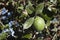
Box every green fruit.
[34,16,45,31]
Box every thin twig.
[0,20,5,27]
[52,33,57,40]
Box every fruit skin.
[34,16,45,31]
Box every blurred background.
[0,0,60,40]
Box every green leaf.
[26,1,34,14]
[40,13,51,21]
[46,21,51,27]
[36,3,44,14]
[28,1,33,6]
[0,32,8,40]
[17,4,24,13]
[22,33,32,39]
[17,4,24,10]
[26,6,34,14]
[26,7,33,14]
[23,17,34,29]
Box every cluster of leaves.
[0,0,60,40]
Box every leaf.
[40,13,51,21]
[26,1,34,14]
[17,5,24,10]
[26,6,34,14]
[17,4,24,13]
[23,17,34,29]
[26,7,33,14]
[52,8,57,13]
[22,33,32,39]
[36,3,44,14]
[48,5,57,13]
[0,32,8,40]
[46,21,51,27]
[28,1,33,6]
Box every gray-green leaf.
[36,3,44,14]
[23,17,34,29]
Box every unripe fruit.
[34,16,45,31]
